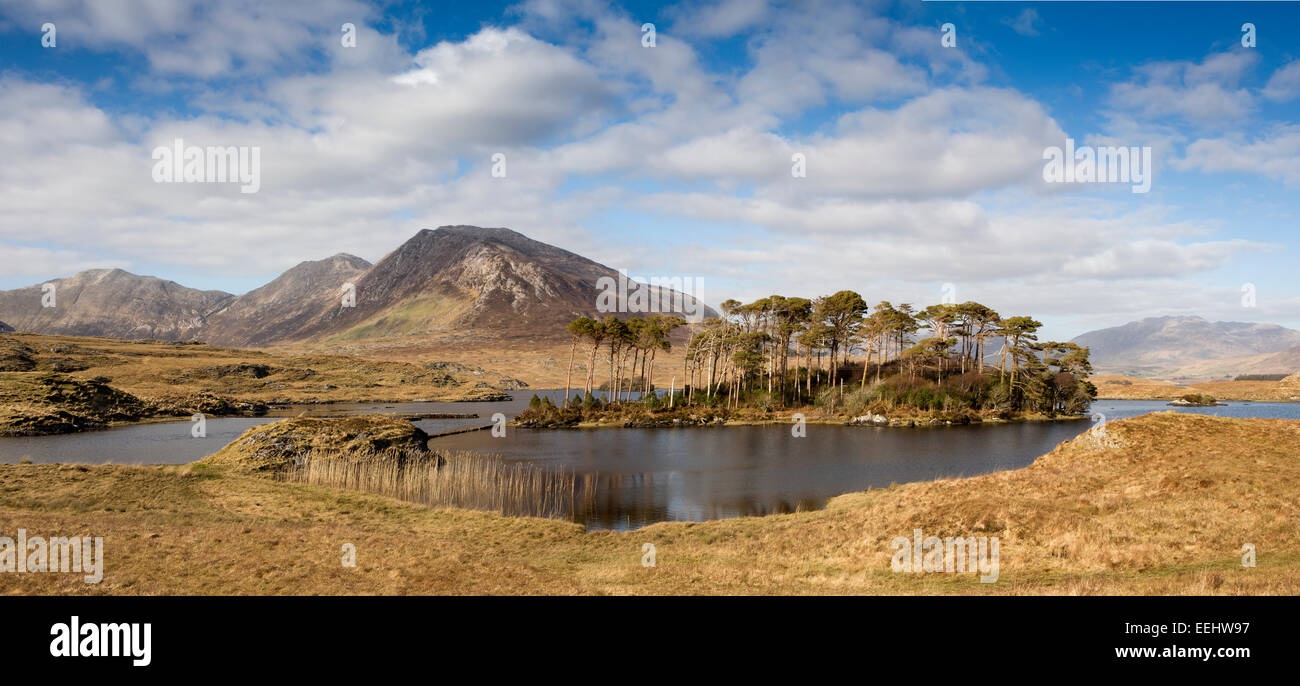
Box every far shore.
[1090,374,1300,403]
[551,411,1092,430]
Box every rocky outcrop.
[201,415,431,472]
[0,373,154,436]
[0,371,269,436]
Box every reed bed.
[280,447,585,520]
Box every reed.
[279,447,583,520]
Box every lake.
[2,392,1296,530]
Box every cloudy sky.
[1,0,1298,340]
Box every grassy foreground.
[1,412,1296,595]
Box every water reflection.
[2,396,1296,531]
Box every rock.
[0,338,36,371]
[183,364,273,380]
[202,415,430,472]
[0,373,154,436]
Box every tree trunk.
[861,343,871,390]
[608,343,617,402]
[564,335,577,405]
[586,342,599,395]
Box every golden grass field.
[1091,374,1300,402]
[0,332,524,404]
[290,332,691,390]
[1,411,1296,595]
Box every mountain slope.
[1072,316,1300,377]
[0,321,12,334]
[200,254,371,347]
[0,227,715,346]
[0,269,233,341]
[290,226,714,342]
[1246,346,1300,375]
[1160,345,1300,379]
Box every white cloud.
[1263,60,1300,102]
[1004,9,1042,37]
[2,0,379,77]
[1177,127,1300,187]
[1061,239,1264,278]
[668,0,769,38]
[0,243,128,279]
[1109,51,1258,125]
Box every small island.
[1168,393,1227,407]
[519,295,1097,428]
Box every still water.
[2,393,1295,529]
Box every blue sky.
[1,0,1298,340]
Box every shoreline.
[550,413,1092,430]
[1096,394,1298,403]
[7,393,1293,438]
[1,411,1296,595]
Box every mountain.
[0,321,12,333]
[200,254,371,347]
[0,226,715,346]
[287,226,714,343]
[0,269,233,341]
[1072,316,1300,377]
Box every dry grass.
[290,332,692,390]
[0,411,1297,595]
[1092,374,1300,402]
[281,447,580,520]
[0,332,517,405]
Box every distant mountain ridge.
[1071,315,1300,378]
[0,226,715,347]
[0,269,233,340]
